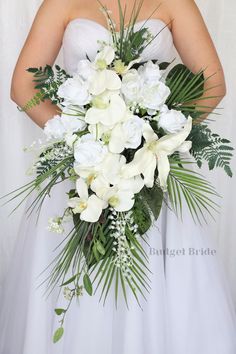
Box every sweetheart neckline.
[65,17,171,35]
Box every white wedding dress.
[1,18,236,354]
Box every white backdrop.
[0,0,235,303]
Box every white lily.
[122,117,193,190]
[68,178,107,222]
[85,93,127,127]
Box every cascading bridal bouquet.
[3,0,234,343]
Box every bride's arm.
[10,0,74,128]
[166,0,226,122]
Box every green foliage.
[118,27,150,64]
[1,156,73,220]
[83,274,93,295]
[168,160,220,224]
[36,143,73,177]
[165,64,215,118]
[53,327,64,343]
[99,0,158,64]
[54,308,66,316]
[132,196,152,234]
[189,124,234,177]
[18,90,46,112]
[166,64,204,103]
[140,184,163,220]
[21,65,70,111]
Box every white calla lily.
[122,117,193,190]
[68,179,107,222]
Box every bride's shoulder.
[163,0,199,15]
[161,0,203,27]
[38,0,77,25]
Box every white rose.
[121,70,142,103]
[123,115,143,149]
[74,134,108,167]
[138,61,162,84]
[44,115,64,140]
[158,109,188,134]
[58,76,91,106]
[140,81,170,110]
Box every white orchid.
[77,46,121,96]
[88,122,111,142]
[91,176,134,212]
[74,153,126,195]
[90,171,144,213]
[68,178,107,222]
[104,187,135,212]
[94,45,115,68]
[95,175,144,212]
[114,58,141,75]
[91,179,135,212]
[85,93,127,127]
[122,117,193,190]
[99,153,126,185]
[89,70,121,96]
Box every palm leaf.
[167,159,220,224]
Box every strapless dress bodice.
[62,18,174,75]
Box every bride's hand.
[10,0,72,128]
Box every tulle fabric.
[0,18,236,354]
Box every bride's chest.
[62,18,174,75]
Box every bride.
[1,0,236,353]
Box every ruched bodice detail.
[62,18,174,75]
